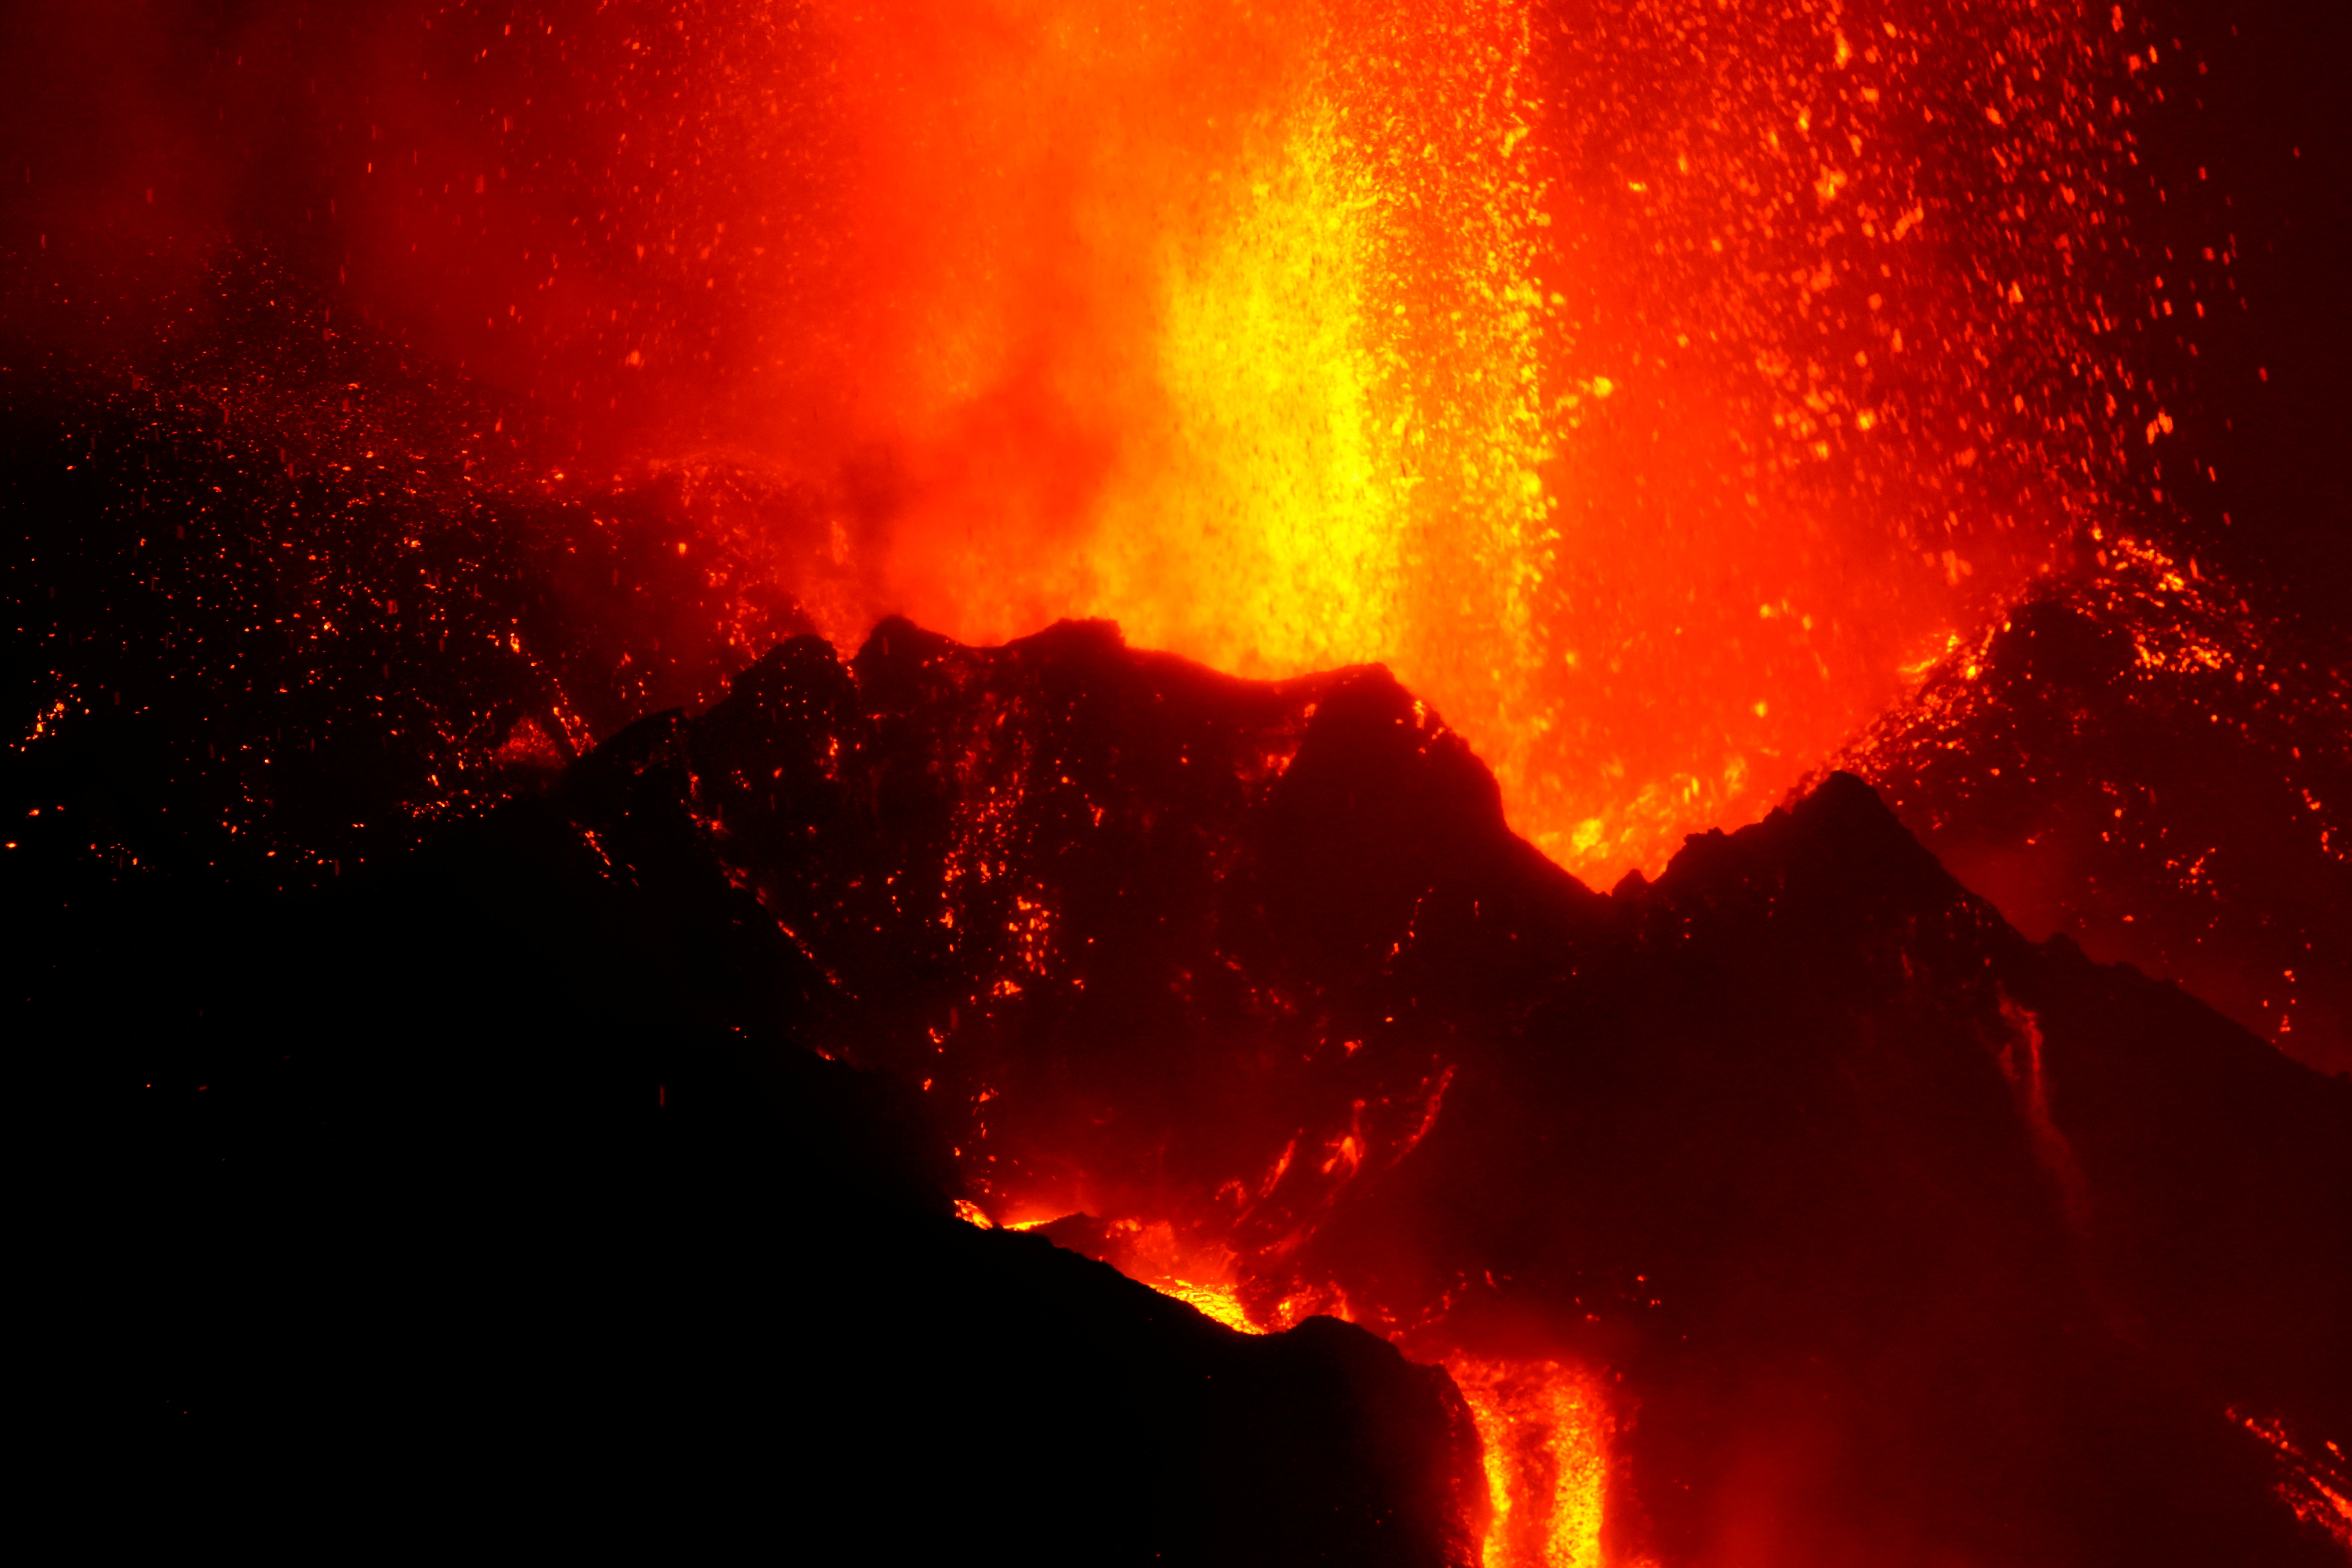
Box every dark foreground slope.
[32,788,1483,1564]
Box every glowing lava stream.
[1449,1357,1611,1568]
[1140,1265,1610,1568]
[1184,1287,1610,1568]
[955,1203,1602,1562]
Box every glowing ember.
[2233,1410,2352,1554]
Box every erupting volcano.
[9,0,2347,1562]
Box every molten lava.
[1067,1209,1612,1563]
[1448,1357,1611,1568]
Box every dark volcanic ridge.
[33,610,2349,1565]
[1844,532,2352,1072]
[8,250,2346,1080]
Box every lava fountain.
[11,0,2339,1562]
[292,0,2184,884]
[800,0,2139,884]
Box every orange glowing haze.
[558,0,2140,884]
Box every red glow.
[16,1,2332,1554]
